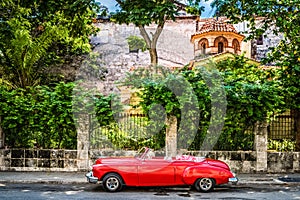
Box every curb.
[0,180,87,184]
[0,179,87,184]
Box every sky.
[98,0,215,18]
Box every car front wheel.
[102,173,123,192]
[194,178,215,192]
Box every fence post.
[165,115,177,158]
[254,121,268,172]
[76,114,90,170]
[293,109,300,151]
[0,116,4,148]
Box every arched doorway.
[214,36,228,54]
[218,42,224,53]
[202,43,206,54]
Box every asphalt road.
[0,183,299,200]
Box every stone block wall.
[187,151,257,173]
[0,149,78,171]
[1,148,300,173]
[267,152,300,173]
[88,149,137,169]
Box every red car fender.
[182,165,228,185]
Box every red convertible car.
[86,147,238,192]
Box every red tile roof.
[196,19,237,34]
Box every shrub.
[268,139,295,152]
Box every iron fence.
[88,113,148,150]
[268,110,296,140]
[88,111,296,150]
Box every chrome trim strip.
[228,177,238,185]
[85,171,98,184]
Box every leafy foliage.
[0,82,116,149]
[0,0,99,88]
[95,122,166,150]
[122,55,284,151]
[268,139,295,152]
[126,35,147,52]
[211,0,300,150]
[0,83,76,148]
[214,55,284,150]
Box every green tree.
[211,0,300,150]
[112,0,204,66]
[123,55,284,151]
[0,0,99,88]
[214,56,284,150]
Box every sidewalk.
[0,171,86,184]
[0,171,300,185]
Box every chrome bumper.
[228,177,238,185]
[85,171,98,184]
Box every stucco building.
[191,18,245,58]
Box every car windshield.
[134,147,149,160]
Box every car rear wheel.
[194,178,215,192]
[102,173,123,192]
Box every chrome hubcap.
[106,177,119,190]
[199,178,212,191]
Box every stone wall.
[188,151,257,173]
[1,148,299,173]
[0,149,78,172]
[250,26,283,62]
[267,152,300,173]
[86,20,282,112]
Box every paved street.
[1,171,300,185]
[0,171,300,199]
[0,183,299,200]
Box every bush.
[0,83,77,149]
[126,35,147,52]
[0,82,121,149]
[268,139,295,152]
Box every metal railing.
[268,111,296,140]
[88,113,148,150]
[88,111,296,150]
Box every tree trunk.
[293,109,300,151]
[149,48,158,66]
[0,116,4,148]
[138,22,164,66]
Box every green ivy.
[0,82,116,149]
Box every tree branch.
[138,25,152,49]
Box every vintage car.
[86,147,238,192]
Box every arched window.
[218,42,224,53]
[198,38,209,55]
[214,36,228,54]
[232,39,240,54]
